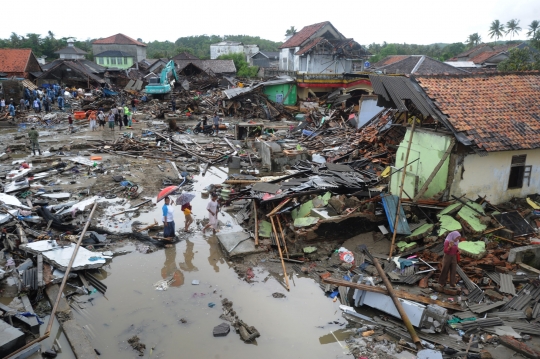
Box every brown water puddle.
[70,166,352,358]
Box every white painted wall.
[210,44,244,60]
[450,148,540,204]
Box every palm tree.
[488,20,505,40]
[466,33,482,47]
[527,20,540,37]
[285,26,297,37]
[506,19,522,39]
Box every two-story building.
[278,21,369,74]
[54,38,87,60]
[92,33,147,68]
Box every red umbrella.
[156,185,179,203]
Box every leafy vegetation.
[488,20,505,40]
[217,53,259,77]
[0,32,94,60]
[498,47,540,71]
[367,42,466,63]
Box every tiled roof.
[416,73,540,152]
[0,48,32,73]
[374,55,468,75]
[294,37,324,55]
[371,55,410,68]
[54,46,87,55]
[279,22,329,49]
[94,50,133,57]
[93,33,146,47]
[174,59,236,74]
[470,51,499,64]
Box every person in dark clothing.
[171,98,176,112]
[28,127,41,156]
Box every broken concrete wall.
[449,148,540,205]
[390,128,453,200]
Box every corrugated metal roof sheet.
[499,273,516,296]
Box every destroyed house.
[278,21,369,74]
[37,59,106,87]
[0,48,42,79]
[174,59,236,76]
[370,72,540,205]
[447,42,537,68]
[371,55,469,75]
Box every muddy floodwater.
[70,167,351,358]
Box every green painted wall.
[95,57,134,70]
[263,84,297,106]
[390,128,453,199]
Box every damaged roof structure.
[371,55,470,75]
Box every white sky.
[2,0,539,45]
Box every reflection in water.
[206,236,225,273]
[178,239,198,272]
[161,245,184,287]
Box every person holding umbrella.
[162,196,176,238]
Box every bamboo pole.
[388,119,415,258]
[372,258,423,350]
[276,215,289,258]
[270,216,290,291]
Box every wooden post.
[372,258,423,350]
[276,215,289,258]
[270,216,290,291]
[253,201,259,246]
[388,118,415,258]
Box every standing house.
[210,41,259,61]
[94,51,134,69]
[370,73,540,205]
[250,51,279,68]
[0,49,42,79]
[54,38,87,60]
[92,33,147,65]
[278,21,369,74]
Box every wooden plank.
[253,201,259,246]
[322,277,464,311]
[517,262,540,275]
[37,254,43,287]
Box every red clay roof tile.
[0,49,32,73]
[93,33,146,47]
[280,22,329,49]
[416,73,540,152]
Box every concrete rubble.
[2,64,540,359]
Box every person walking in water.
[162,196,176,238]
[203,194,219,235]
[28,127,41,156]
[182,202,193,232]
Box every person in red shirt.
[438,231,461,287]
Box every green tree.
[488,20,505,40]
[441,42,466,60]
[498,47,540,71]
[285,26,297,37]
[466,33,482,47]
[527,20,539,37]
[506,19,522,39]
[217,53,259,78]
[530,30,540,51]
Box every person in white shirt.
[162,196,176,238]
[203,194,219,235]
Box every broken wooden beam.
[321,277,464,311]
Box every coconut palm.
[285,26,297,37]
[527,20,540,37]
[506,19,522,39]
[488,20,505,40]
[466,33,482,47]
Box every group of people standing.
[88,105,133,131]
[161,193,220,239]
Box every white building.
[54,38,87,60]
[210,41,259,62]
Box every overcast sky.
[2,0,539,45]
